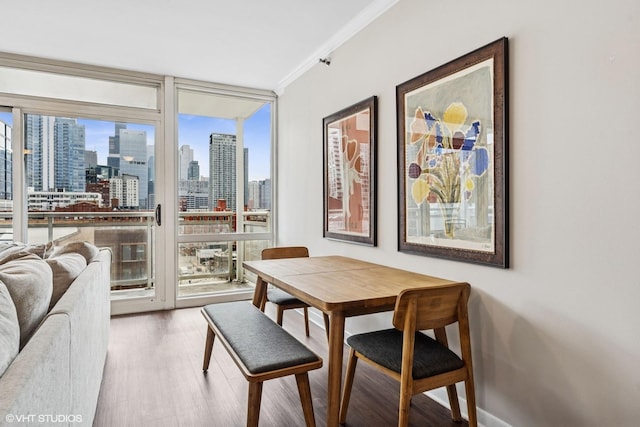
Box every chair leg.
[295,373,316,427]
[464,378,478,427]
[398,371,413,427]
[247,381,263,427]
[339,348,358,424]
[434,326,463,422]
[203,326,215,372]
[303,307,310,337]
[276,305,284,326]
[445,384,462,422]
[322,313,330,342]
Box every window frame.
[0,52,279,314]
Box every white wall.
[277,0,640,425]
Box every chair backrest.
[392,283,470,332]
[261,246,309,260]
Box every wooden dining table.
[243,255,465,427]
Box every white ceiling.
[2,0,397,93]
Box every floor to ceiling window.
[0,109,13,240]
[0,55,169,314]
[0,54,277,314]
[174,82,275,305]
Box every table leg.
[252,276,267,309]
[327,312,345,427]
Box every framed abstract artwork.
[397,38,508,267]
[323,96,377,246]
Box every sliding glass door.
[0,58,168,314]
[0,55,277,313]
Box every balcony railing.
[0,210,271,296]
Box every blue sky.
[0,105,271,181]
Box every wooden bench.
[201,301,323,427]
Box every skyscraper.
[111,124,149,209]
[0,119,12,201]
[209,133,236,211]
[24,114,47,191]
[85,150,98,168]
[188,160,200,180]
[53,118,86,193]
[243,147,249,208]
[179,145,194,181]
[107,122,126,170]
[23,115,86,193]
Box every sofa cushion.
[46,253,87,310]
[0,280,20,377]
[51,241,99,263]
[0,253,53,348]
[0,242,54,262]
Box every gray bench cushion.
[203,301,320,374]
[347,329,464,379]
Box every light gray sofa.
[0,245,111,427]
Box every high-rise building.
[243,147,249,208]
[116,126,148,209]
[23,115,86,195]
[209,133,236,211]
[0,119,12,201]
[24,114,51,191]
[53,118,86,193]
[188,160,200,181]
[179,145,194,181]
[179,179,209,211]
[248,181,259,209]
[107,123,126,170]
[147,145,155,210]
[109,174,139,209]
[85,150,98,168]
[258,178,271,210]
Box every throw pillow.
[50,241,99,263]
[0,243,29,264]
[0,280,20,378]
[0,253,53,349]
[24,241,55,258]
[45,252,87,310]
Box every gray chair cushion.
[267,288,303,305]
[347,329,464,379]
[203,301,319,374]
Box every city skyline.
[0,105,271,182]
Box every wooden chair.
[260,246,329,338]
[339,283,477,427]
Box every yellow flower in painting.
[443,102,468,134]
[411,178,430,205]
[464,177,475,192]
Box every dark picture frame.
[397,38,508,267]
[323,96,377,246]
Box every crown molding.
[274,0,398,95]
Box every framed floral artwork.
[323,96,377,246]
[397,38,508,267]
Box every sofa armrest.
[0,314,71,426]
[47,248,111,425]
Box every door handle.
[155,204,161,226]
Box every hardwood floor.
[94,306,469,427]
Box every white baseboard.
[426,389,511,427]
